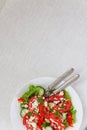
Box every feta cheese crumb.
[24,104,28,108]
[44,101,48,107]
[32,100,38,109]
[59,91,64,96]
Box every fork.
[44,68,80,97]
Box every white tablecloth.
[0,0,87,130]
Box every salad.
[18,85,77,130]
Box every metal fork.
[44,68,80,97]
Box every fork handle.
[47,68,74,91]
[50,74,80,96]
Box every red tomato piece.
[32,113,39,123]
[39,104,49,118]
[23,113,40,130]
[66,111,73,127]
[46,93,64,102]
[26,124,33,130]
[50,116,66,130]
[53,100,72,113]
[37,119,43,130]
[23,114,29,125]
[37,113,44,129]
[18,98,24,103]
[28,96,38,112]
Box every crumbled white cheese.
[42,128,45,130]
[50,118,58,124]
[64,103,66,106]
[24,104,28,108]
[58,107,61,110]
[60,98,64,101]
[54,100,60,104]
[58,126,61,129]
[59,91,64,96]
[32,100,38,109]
[22,109,29,116]
[44,101,48,107]
[35,108,39,113]
[29,116,35,122]
[29,122,37,130]
[26,117,37,130]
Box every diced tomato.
[32,113,43,130]
[28,96,38,112]
[37,126,42,130]
[33,114,43,130]
[23,113,39,130]
[38,104,50,129]
[23,114,29,125]
[26,124,33,130]
[32,113,39,123]
[18,97,24,103]
[37,119,43,130]
[53,100,72,113]
[50,114,66,130]
[39,104,49,118]
[46,93,64,102]
[66,111,73,127]
[64,100,72,112]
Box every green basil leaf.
[37,97,44,104]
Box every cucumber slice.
[20,103,28,109]
[44,126,53,130]
[20,109,29,118]
[49,102,56,108]
[36,86,45,96]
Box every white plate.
[10,77,83,130]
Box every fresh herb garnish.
[49,88,56,94]
[55,111,60,117]
[42,123,47,128]
[63,120,69,127]
[70,105,74,111]
[49,108,53,112]
[37,97,44,104]
[28,112,32,117]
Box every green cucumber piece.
[49,102,56,108]
[44,126,53,130]
[20,109,29,118]
[20,103,28,109]
[36,86,45,96]
[55,111,60,117]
